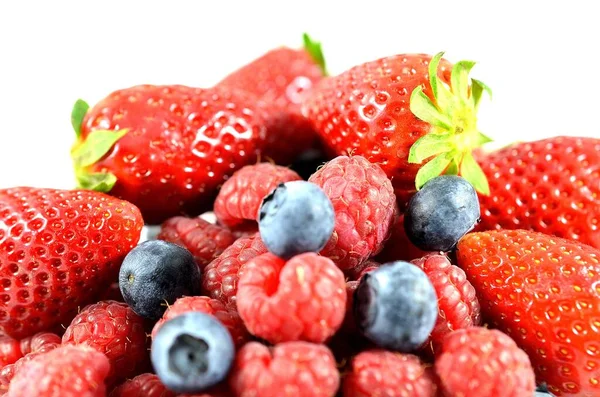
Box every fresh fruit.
[0,332,61,368]
[217,34,326,164]
[109,373,176,397]
[228,341,340,397]
[342,261,379,334]
[62,300,148,386]
[302,52,493,208]
[404,175,480,252]
[0,187,143,338]
[435,327,536,397]
[202,233,268,310]
[353,260,438,352]
[151,296,249,348]
[536,383,557,397]
[214,162,302,230]
[71,85,269,224]
[236,252,346,343]
[457,229,600,396]
[411,253,481,356]
[0,333,62,394]
[158,216,236,270]
[308,155,396,272]
[343,350,438,397]
[258,180,335,259]
[151,312,235,394]
[119,240,201,320]
[476,136,600,250]
[6,345,110,397]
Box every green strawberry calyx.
[303,33,328,76]
[70,99,128,192]
[408,51,492,195]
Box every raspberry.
[308,155,395,272]
[62,300,149,386]
[214,163,302,229]
[376,214,430,263]
[343,350,438,397]
[202,233,268,310]
[7,345,110,397]
[237,252,346,343]
[435,327,536,397]
[0,333,61,394]
[109,373,176,397]
[0,337,21,369]
[151,296,249,347]
[410,253,481,356]
[229,341,340,397]
[158,216,236,270]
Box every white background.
[0,1,598,189]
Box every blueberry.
[119,240,201,320]
[151,312,234,393]
[404,175,480,252]
[354,260,438,352]
[258,180,335,259]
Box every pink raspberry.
[411,253,481,356]
[109,373,176,397]
[214,162,301,229]
[343,350,438,397]
[308,155,395,272]
[62,300,149,386]
[237,252,346,344]
[0,333,61,394]
[7,345,110,397]
[229,341,340,397]
[158,216,236,270]
[151,296,249,347]
[202,233,268,310]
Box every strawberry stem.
[408,52,492,195]
[302,33,328,76]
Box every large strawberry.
[457,229,600,396]
[476,136,600,249]
[218,33,326,164]
[70,84,269,224]
[0,187,143,338]
[302,52,493,208]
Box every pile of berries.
[1,33,599,397]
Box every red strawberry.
[303,52,493,208]
[6,345,110,397]
[218,34,326,164]
[0,187,143,338]
[476,136,600,249]
[457,229,600,396]
[70,85,269,224]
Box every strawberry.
[476,136,600,249]
[457,229,600,396]
[70,85,269,224]
[303,52,493,208]
[218,33,326,164]
[0,187,143,338]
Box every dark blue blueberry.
[151,312,234,393]
[404,175,480,252]
[354,260,438,352]
[119,240,201,320]
[258,180,335,259]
